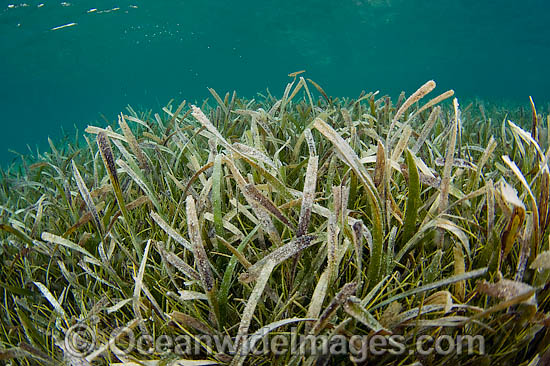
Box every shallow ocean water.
[1,0,549,165]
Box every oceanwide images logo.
[64,321,485,362]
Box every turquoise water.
[1,0,549,165]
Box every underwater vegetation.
[1,75,550,365]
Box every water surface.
[1,0,549,165]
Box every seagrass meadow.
[1,76,550,366]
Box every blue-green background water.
[1,0,549,165]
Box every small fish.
[51,22,77,31]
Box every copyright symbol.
[65,323,96,358]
